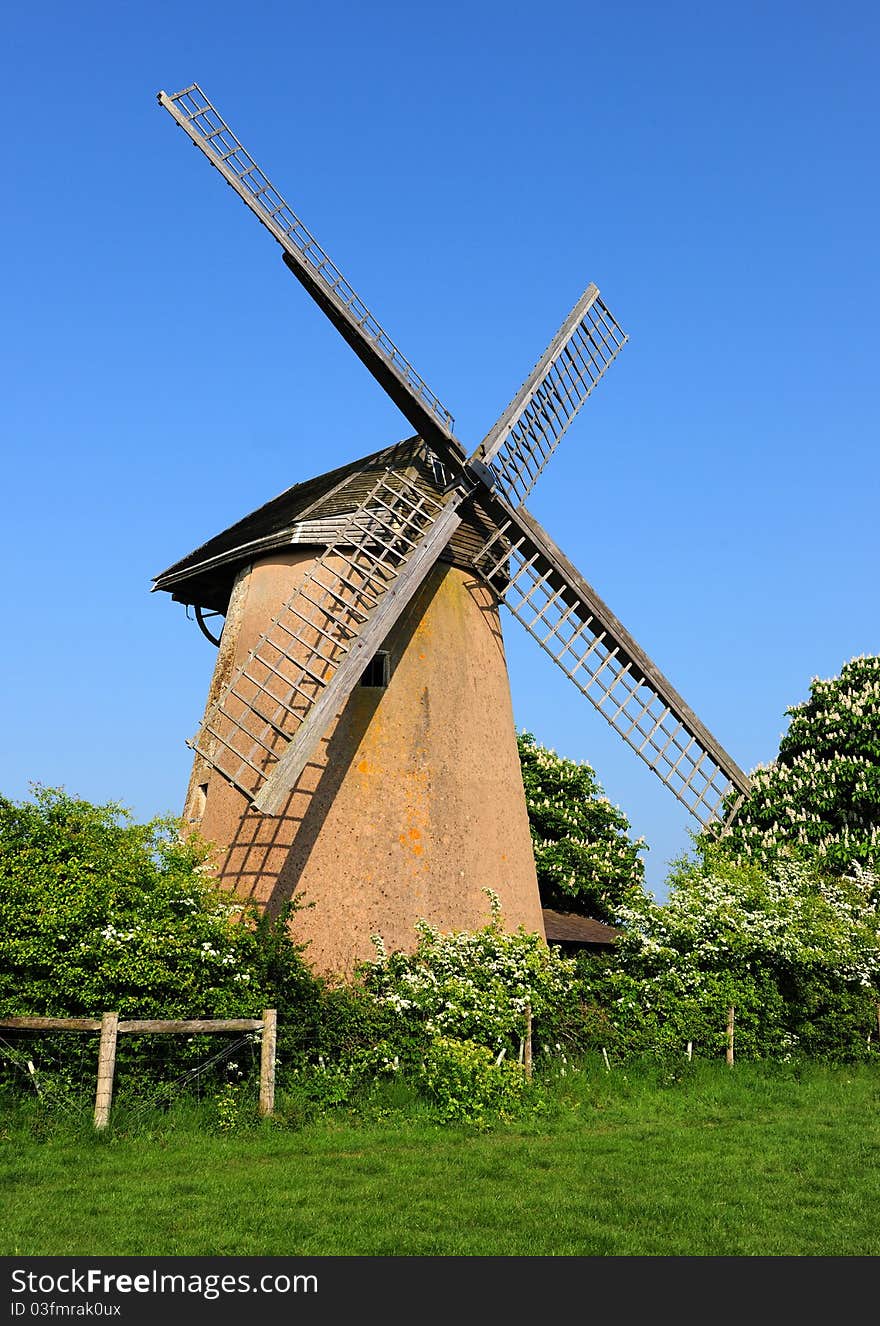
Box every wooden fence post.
[94,1011,119,1129]
[726,1005,735,1067]
[259,1008,277,1117]
[523,1003,533,1080]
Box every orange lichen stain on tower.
[357,759,371,774]
[398,826,424,856]
[398,754,431,880]
[434,565,469,626]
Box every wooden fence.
[0,1009,277,1128]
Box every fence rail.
[0,1009,277,1127]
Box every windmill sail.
[159,83,750,831]
[191,461,464,814]
[473,288,628,506]
[158,85,464,462]
[473,500,750,826]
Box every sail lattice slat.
[159,84,458,449]
[476,291,627,506]
[473,515,748,827]
[189,468,451,805]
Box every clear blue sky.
[2,1,877,899]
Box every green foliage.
[8,739,880,1123]
[517,730,646,921]
[704,655,880,874]
[361,889,580,1061]
[418,1036,526,1125]
[580,844,880,1062]
[0,786,324,1104]
[612,656,880,1064]
[338,891,586,1122]
[0,785,305,1019]
[282,982,407,1067]
[212,1080,259,1134]
[274,1040,408,1125]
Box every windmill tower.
[154,85,751,976]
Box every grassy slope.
[3,1060,880,1257]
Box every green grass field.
[3,1059,879,1257]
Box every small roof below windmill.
[151,436,499,614]
[541,909,621,952]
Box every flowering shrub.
[517,731,646,921]
[0,786,323,1103]
[265,895,580,1124]
[0,786,308,1021]
[360,890,579,1062]
[704,656,880,874]
[579,846,880,1061]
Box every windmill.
[153,84,751,975]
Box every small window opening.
[359,651,390,689]
[192,782,209,820]
[428,450,448,488]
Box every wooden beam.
[474,285,601,467]
[253,499,466,813]
[283,253,466,467]
[93,1011,118,1129]
[116,1019,262,1034]
[486,495,752,799]
[0,1017,101,1032]
[0,1016,263,1033]
[524,1004,533,1080]
[157,88,462,464]
[258,1008,277,1117]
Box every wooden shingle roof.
[151,436,499,614]
[541,909,621,949]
